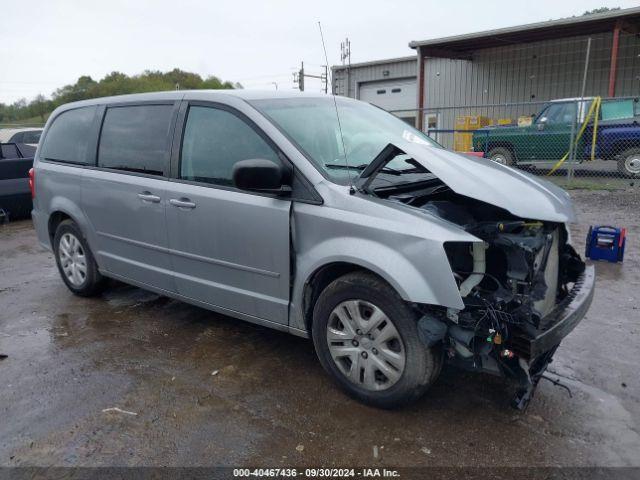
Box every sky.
[1,0,637,104]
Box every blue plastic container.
[585,226,626,263]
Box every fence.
[389,96,640,190]
[2,103,639,191]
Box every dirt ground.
[0,189,638,469]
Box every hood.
[361,141,576,223]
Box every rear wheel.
[487,147,515,166]
[312,271,441,408]
[54,219,106,296]
[617,148,640,178]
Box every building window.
[391,88,401,93]
[376,89,386,94]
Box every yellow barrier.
[548,97,601,175]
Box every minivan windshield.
[250,96,442,185]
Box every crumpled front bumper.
[510,265,595,360]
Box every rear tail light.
[28,168,35,198]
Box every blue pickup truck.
[472,97,640,178]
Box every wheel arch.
[613,141,640,157]
[45,197,95,252]
[293,236,464,333]
[48,211,72,246]
[486,142,516,157]
[301,262,394,332]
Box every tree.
[1,69,238,123]
[32,94,49,121]
[582,7,620,16]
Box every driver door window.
[540,103,575,125]
[180,106,281,187]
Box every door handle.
[137,192,161,203]
[169,198,196,209]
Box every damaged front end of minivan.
[419,201,592,409]
[357,143,595,409]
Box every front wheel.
[617,148,640,178]
[312,271,441,409]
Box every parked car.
[0,127,43,147]
[472,97,640,177]
[0,142,34,222]
[31,91,594,409]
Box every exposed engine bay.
[381,178,587,409]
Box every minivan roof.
[54,89,331,111]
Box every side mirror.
[232,159,291,195]
[537,117,547,131]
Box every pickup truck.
[472,97,640,178]
[0,142,34,222]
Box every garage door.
[358,78,416,114]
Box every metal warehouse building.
[332,56,418,124]
[333,7,640,135]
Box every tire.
[617,148,640,178]
[53,219,106,297]
[487,147,515,166]
[311,271,441,409]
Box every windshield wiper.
[324,163,402,175]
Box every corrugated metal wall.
[617,31,640,94]
[423,31,639,109]
[419,31,640,147]
[332,58,417,98]
[332,30,639,140]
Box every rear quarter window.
[40,106,98,164]
[98,104,174,176]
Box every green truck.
[472,97,640,177]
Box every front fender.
[289,201,474,332]
[596,126,640,157]
[309,235,461,299]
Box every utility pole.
[293,62,305,91]
[299,62,305,91]
[340,38,351,66]
[340,38,352,96]
[294,61,327,92]
[323,65,328,94]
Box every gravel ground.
[0,189,638,469]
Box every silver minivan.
[31,90,594,409]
